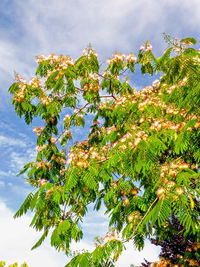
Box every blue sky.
[0,0,200,266]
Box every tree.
[9,35,200,266]
[142,215,200,266]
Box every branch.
[95,72,112,81]
[124,197,158,243]
[75,86,84,92]
[119,68,128,76]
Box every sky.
[0,0,200,266]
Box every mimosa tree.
[9,35,200,266]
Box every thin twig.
[123,197,158,243]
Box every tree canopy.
[9,35,200,266]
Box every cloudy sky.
[0,0,199,266]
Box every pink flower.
[104,235,109,242]
[152,79,160,88]
[112,142,117,148]
[50,137,57,144]
[39,178,47,186]
[36,54,46,63]
[134,137,141,146]
[64,130,72,138]
[36,145,46,152]
[140,45,145,51]
[146,43,152,52]
[67,153,73,164]
[126,53,137,63]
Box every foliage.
[9,35,200,266]
[141,215,200,266]
[0,262,28,267]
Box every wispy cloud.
[10,148,36,172]
[14,0,199,56]
[0,170,14,178]
[1,0,199,96]
[0,135,27,148]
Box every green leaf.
[14,192,34,218]
[180,37,197,45]
[31,227,49,250]
[17,163,33,176]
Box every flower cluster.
[29,77,42,88]
[36,145,46,153]
[63,114,70,122]
[50,136,57,144]
[114,96,127,107]
[99,230,120,247]
[157,185,185,199]
[36,54,74,69]
[126,52,137,63]
[40,96,52,105]
[150,120,185,131]
[165,77,187,94]
[46,187,54,198]
[152,79,160,88]
[107,125,117,135]
[157,161,191,198]
[83,73,100,93]
[63,130,72,139]
[60,56,74,67]
[140,42,152,52]
[36,54,47,63]
[55,156,66,165]
[67,146,89,168]
[36,54,56,64]
[33,126,43,136]
[14,89,25,103]
[66,141,110,168]
[83,82,100,93]
[98,98,113,110]
[36,160,47,169]
[103,233,118,243]
[127,211,141,223]
[107,52,126,65]
[137,92,193,120]
[14,76,27,103]
[38,178,47,186]
[112,128,148,151]
[106,52,138,66]
[15,74,26,83]
[82,48,98,57]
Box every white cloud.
[0,135,27,148]
[117,241,160,267]
[0,198,160,267]
[10,148,36,172]
[1,0,199,94]
[0,170,14,178]
[0,199,67,267]
[0,0,199,112]
[0,40,30,78]
[16,0,200,52]
[9,184,32,198]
